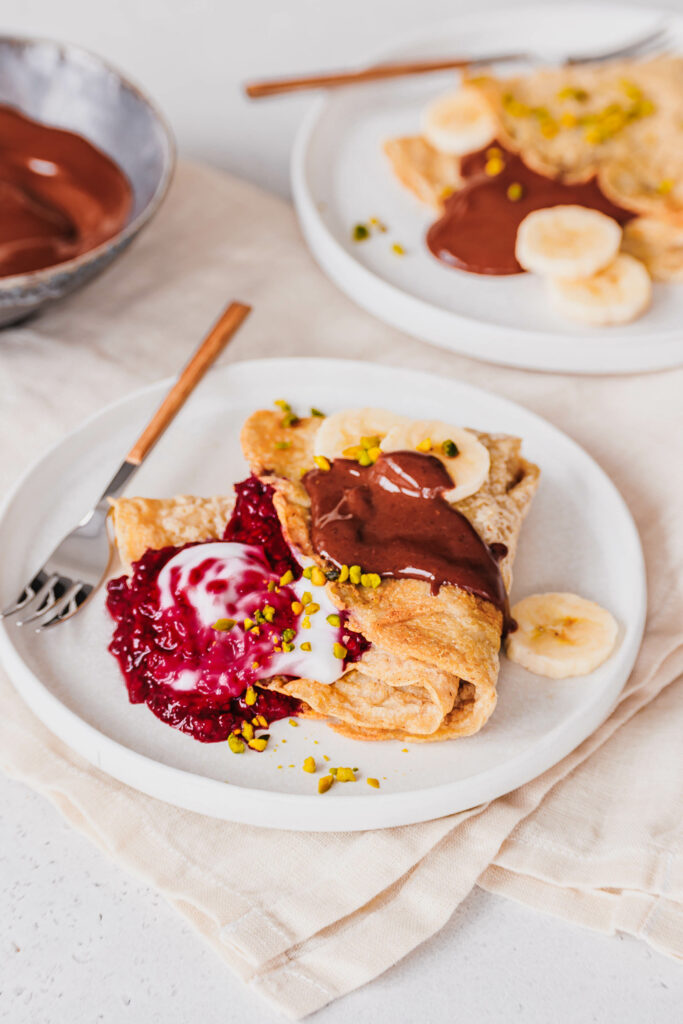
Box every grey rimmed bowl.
[0,35,175,327]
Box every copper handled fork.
[1,301,251,631]
[244,24,671,97]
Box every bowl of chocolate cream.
[0,36,174,326]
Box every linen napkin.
[1,161,681,1018]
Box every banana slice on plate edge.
[506,592,618,679]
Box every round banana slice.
[421,86,497,156]
[380,419,490,503]
[506,592,618,679]
[546,253,652,326]
[314,408,409,460]
[516,205,622,279]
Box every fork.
[1,301,251,631]
[244,24,671,97]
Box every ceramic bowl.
[0,35,175,327]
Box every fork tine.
[38,585,94,631]
[568,25,669,65]
[1,571,50,618]
[33,582,85,632]
[16,576,71,626]
[9,574,61,624]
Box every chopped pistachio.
[301,617,312,630]
[484,156,504,176]
[248,737,268,752]
[228,734,245,754]
[367,778,380,789]
[333,642,348,660]
[291,600,304,615]
[244,685,258,706]
[212,618,236,632]
[242,722,254,742]
[360,435,381,449]
[352,223,370,241]
[279,570,294,586]
[367,446,382,463]
[243,617,255,631]
[306,602,320,615]
[349,565,362,585]
[326,613,341,628]
[282,411,299,428]
[262,605,275,623]
[303,566,313,579]
[338,565,350,583]
[275,440,291,450]
[314,455,331,471]
[303,756,316,773]
[274,399,291,412]
[310,407,325,417]
[249,625,261,636]
[301,591,313,606]
[289,719,299,727]
[324,566,341,581]
[300,641,312,652]
[357,449,372,467]
[441,439,459,457]
[267,580,277,593]
[336,767,356,782]
[310,566,327,587]
[391,243,405,256]
[506,182,523,202]
[281,641,295,653]
[282,628,296,642]
[415,438,432,453]
[318,775,334,794]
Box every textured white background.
[1,1,683,1021]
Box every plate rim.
[0,357,647,831]
[291,1,683,375]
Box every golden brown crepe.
[385,57,683,275]
[109,409,538,743]
[110,495,234,571]
[241,411,539,741]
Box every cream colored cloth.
[1,162,682,1018]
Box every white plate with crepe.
[291,2,683,374]
[0,359,645,830]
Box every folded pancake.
[110,494,235,571]
[241,410,539,741]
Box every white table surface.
[1,0,682,1020]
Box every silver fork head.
[1,501,114,631]
[566,24,672,65]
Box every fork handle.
[126,301,251,466]
[244,53,526,98]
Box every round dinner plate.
[292,2,683,374]
[0,359,645,830]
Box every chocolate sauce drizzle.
[304,451,513,629]
[426,142,633,276]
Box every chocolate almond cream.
[304,451,509,615]
[0,105,132,277]
[426,143,633,275]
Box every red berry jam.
[106,476,369,743]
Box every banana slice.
[421,86,497,156]
[314,408,409,460]
[506,592,618,679]
[516,205,622,279]
[380,419,490,503]
[546,253,652,326]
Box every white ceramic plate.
[292,2,683,374]
[0,359,645,830]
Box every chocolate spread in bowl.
[0,105,132,277]
[426,143,633,275]
[304,451,510,625]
